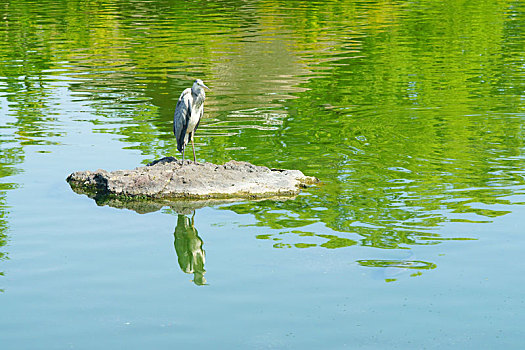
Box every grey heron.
[173,79,209,162]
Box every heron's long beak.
[202,83,210,90]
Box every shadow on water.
[68,181,243,215]
[71,185,448,282]
[174,212,207,286]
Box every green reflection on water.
[0,0,524,283]
[174,213,206,286]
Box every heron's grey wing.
[173,88,192,152]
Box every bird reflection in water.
[173,212,206,285]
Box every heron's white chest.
[186,94,204,134]
[186,106,201,133]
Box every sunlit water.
[1,0,524,348]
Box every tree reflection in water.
[173,212,207,286]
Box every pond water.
[1,0,524,348]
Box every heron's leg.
[191,136,196,162]
[182,147,185,161]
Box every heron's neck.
[192,89,205,106]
